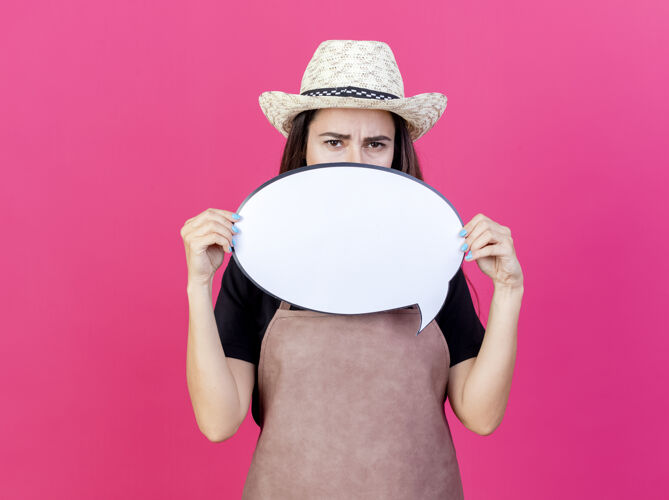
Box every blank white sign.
[231,162,465,334]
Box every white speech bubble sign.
[231,162,465,335]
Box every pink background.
[1,0,667,498]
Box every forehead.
[310,108,394,131]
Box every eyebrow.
[318,132,392,142]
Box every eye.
[367,141,386,149]
[324,139,342,147]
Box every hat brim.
[258,91,447,141]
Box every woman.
[181,40,524,499]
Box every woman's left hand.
[460,213,523,289]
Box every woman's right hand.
[180,208,240,287]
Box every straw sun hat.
[258,40,448,141]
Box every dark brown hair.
[277,109,481,315]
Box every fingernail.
[460,242,468,252]
[232,225,239,233]
[459,228,467,237]
[465,250,473,260]
[232,213,241,220]
[232,237,237,246]
[227,245,232,252]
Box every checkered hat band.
[300,86,399,100]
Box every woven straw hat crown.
[259,40,447,141]
[299,40,405,97]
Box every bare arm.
[448,284,522,435]
[181,208,255,442]
[186,281,255,442]
[447,213,524,435]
